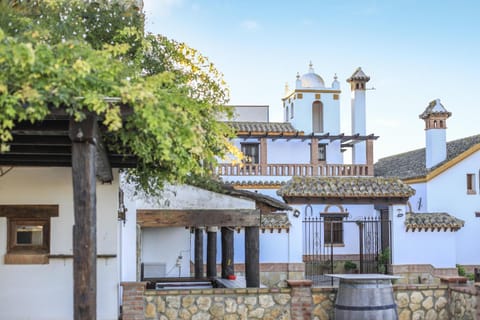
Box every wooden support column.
[245,226,259,287]
[260,138,268,175]
[194,228,204,278]
[206,227,217,278]
[69,114,98,320]
[310,137,319,165]
[366,139,374,174]
[221,227,234,278]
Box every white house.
[215,63,414,284]
[375,99,479,279]
[0,167,121,320]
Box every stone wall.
[122,281,479,320]
[311,287,336,320]
[395,284,449,320]
[450,286,477,320]
[144,288,292,320]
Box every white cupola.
[299,62,325,88]
[419,99,451,169]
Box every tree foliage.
[0,0,236,194]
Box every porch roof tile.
[226,121,298,133]
[277,176,415,198]
[261,213,291,231]
[405,212,464,232]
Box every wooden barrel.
[335,278,398,320]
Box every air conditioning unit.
[142,262,166,280]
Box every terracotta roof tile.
[419,99,451,119]
[226,121,298,133]
[375,134,480,179]
[405,212,464,232]
[277,176,415,198]
[261,213,291,231]
[224,180,287,187]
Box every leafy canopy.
[0,0,237,194]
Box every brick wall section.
[121,282,147,320]
[287,279,313,320]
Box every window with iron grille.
[324,216,343,244]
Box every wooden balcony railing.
[215,163,372,177]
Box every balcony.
[216,163,373,177]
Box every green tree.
[0,0,236,195]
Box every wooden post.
[206,227,217,278]
[366,139,374,175]
[194,228,204,278]
[221,227,234,278]
[245,226,259,287]
[260,138,268,175]
[69,114,97,320]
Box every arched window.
[440,120,444,128]
[291,103,294,119]
[433,120,437,128]
[312,101,323,132]
[286,106,289,122]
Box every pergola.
[0,111,135,319]
[136,185,292,288]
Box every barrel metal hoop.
[335,303,397,311]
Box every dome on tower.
[300,62,325,88]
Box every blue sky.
[143,0,480,160]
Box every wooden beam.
[137,209,260,228]
[206,228,217,278]
[245,226,259,287]
[0,205,59,218]
[194,228,204,279]
[70,114,97,320]
[221,227,234,278]
[94,132,113,183]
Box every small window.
[291,103,294,119]
[286,106,289,122]
[8,218,49,253]
[318,144,327,162]
[0,205,58,264]
[324,216,343,244]
[467,173,476,194]
[241,143,259,164]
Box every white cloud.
[241,19,260,31]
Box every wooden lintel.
[0,205,59,218]
[137,209,260,227]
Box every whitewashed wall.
[390,203,457,268]
[289,91,341,134]
[0,167,119,320]
[425,150,480,265]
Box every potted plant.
[344,261,358,273]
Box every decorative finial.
[334,73,338,81]
[284,82,290,94]
[308,61,314,73]
[296,72,300,79]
